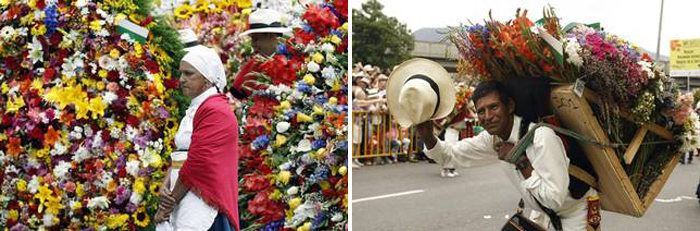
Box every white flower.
[0,150,5,166]
[325,52,338,64]
[97,174,112,189]
[28,176,40,193]
[87,196,110,210]
[321,66,337,80]
[565,38,584,68]
[297,139,312,152]
[43,213,55,227]
[125,125,138,141]
[331,212,343,222]
[27,37,44,64]
[126,160,140,177]
[321,43,335,53]
[277,122,291,133]
[0,26,16,40]
[71,145,90,162]
[637,60,655,79]
[286,186,299,195]
[75,0,88,8]
[49,141,66,157]
[307,61,320,72]
[130,192,142,204]
[53,161,72,180]
[91,132,104,149]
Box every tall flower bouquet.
[0,0,186,229]
[234,0,348,230]
[450,7,697,199]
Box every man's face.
[251,33,280,56]
[475,92,514,136]
[377,79,387,89]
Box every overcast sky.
[351,0,699,57]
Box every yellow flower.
[296,112,313,123]
[303,74,315,85]
[109,49,120,59]
[7,209,18,221]
[76,182,84,198]
[338,166,347,176]
[89,97,107,119]
[133,206,150,227]
[312,52,324,63]
[89,20,103,32]
[6,95,26,113]
[1,82,8,94]
[274,134,287,148]
[31,78,43,91]
[35,185,53,212]
[45,195,65,214]
[311,106,324,116]
[107,214,130,229]
[278,170,291,185]
[16,179,27,192]
[242,8,252,15]
[98,69,108,78]
[297,222,311,231]
[343,195,348,209]
[237,0,252,8]
[269,189,282,201]
[106,180,118,193]
[133,178,146,194]
[193,0,208,13]
[74,100,90,120]
[288,197,302,210]
[331,79,341,91]
[319,180,331,190]
[274,100,291,112]
[71,201,83,210]
[1,0,11,7]
[331,35,342,45]
[329,97,338,105]
[340,23,348,33]
[174,4,193,18]
[134,42,143,57]
[96,81,105,91]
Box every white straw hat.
[387,58,456,128]
[239,9,291,37]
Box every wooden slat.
[624,127,648,164]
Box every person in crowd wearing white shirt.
[415,81,599,230]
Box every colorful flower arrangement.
[233,1,348,230]
[0,0,187,229]
[450,7,697,199]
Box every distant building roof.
[412,27,451,43]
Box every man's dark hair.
[472,78,552,123]
[473,81,513,107]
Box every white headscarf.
[182,45,227,92]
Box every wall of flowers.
[0,0,188,229]
[0,0,348,230]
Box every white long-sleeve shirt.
[425,116,596,230]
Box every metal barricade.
[352,110,417,160]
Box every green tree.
[352,0,414,69]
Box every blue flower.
[341,86,348,94]
[252,135,270,150]
[44,6,59,36]
[297,82,312,93]
[312,212,327,229]
[303,25,314,33]
[335,140,348,151]
[276,44,288,56]
[312,139,327,150]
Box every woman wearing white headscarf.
[155,44,240,231]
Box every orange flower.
[60,111,74,126]
[44,126,60,147]
[6,137,23,158]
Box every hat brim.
[387,58,456,127]
[239,27,292,37]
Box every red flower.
[6,137,23,158]
[164,77,179,89]
[35,0,46,9]
[43,68,56,81]
[4,57,19,71]
[145,60,160,74]
[302,5,340,37]
[246,190,285,224]
[292,28,316,45]
[333,0,348,20]
[248,96,279,117]
[258,55,299,87]
[126,115,140,127]
[243,174,269,191]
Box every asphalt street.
[351,159,700,230]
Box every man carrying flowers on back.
[229,9,291,100]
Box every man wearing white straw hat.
[230,9,291,100]
[387,58,598,230]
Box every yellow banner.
[670,38,700,76]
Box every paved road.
[351,160,700,230]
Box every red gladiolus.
[302,5,340,37]
[243,174,269,191]
[292,28,317,45]
[145,60,160,74]
[246,190,285,224]
[333,0,348,20]
[258,55,299,87]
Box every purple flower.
[312,139,327,150]
[126,203,138,213]
[115,186,131,204]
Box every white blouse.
[157,87,219,231]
